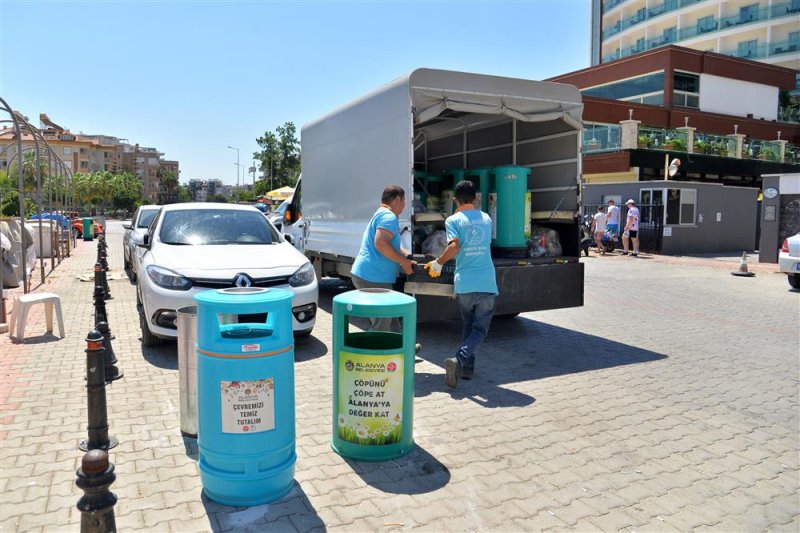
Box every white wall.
[698,74,778,120]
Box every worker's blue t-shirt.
[445,209,498,295]
[351,207,401,284]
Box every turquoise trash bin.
[491,165,531,253]
[195,287,296,506]
[82,217,94,241]
[331,289,416,461]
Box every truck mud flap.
[412,261,584,322]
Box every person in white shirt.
[606,199,620,235]
[622,199,641,257]
[591,205,608,255]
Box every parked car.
[778,232,800,289]
[122,205,160,281]
[71,218,103,239]
[268,199,289,230]
[135,203,318,346]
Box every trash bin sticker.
[220,378,275,434]
[337,352,403,445]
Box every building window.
[639,189,665,226]
[663,26,677,44]
[737,39,758,58]
[739,4,759,22]
[673,72,700,108]
[697,15,716,33]
[581,72,665,102]
[666,188,696,225]
[64,147,72,156]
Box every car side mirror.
[132,232,150,248]
[122,222,133,230]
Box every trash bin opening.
[344,331,403,351]
[218,287,269,295]
[218,312,269,325]
[357,288,392,294]
[220,324,274,340]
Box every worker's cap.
[625,199,635,205]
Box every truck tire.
[789,274,800,289]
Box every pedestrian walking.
[622,198,641,256]
[351,185,416,331]
[254,195,267,213]
[591,205,608,255]
[606,199,620,236]
[425,180,497,389]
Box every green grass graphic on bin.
[337,413,403,445]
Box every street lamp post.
[226,145,240,187]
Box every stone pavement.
[0,221,798,532]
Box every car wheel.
[295,328,313,338]
[139,305,164,346]
[789,274,800,289]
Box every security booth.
[195,287,296,506]
[331,289,416,461]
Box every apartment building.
[188,178,223,202]
[593,0,800,69]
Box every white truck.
[282,68,585,321]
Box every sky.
[1,0,592,185]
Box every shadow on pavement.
[415,316,666,392]
[9,332,64,345]
[141,342,178,370]
[345,443,449,494]
[203,482,325,532]
[294,334,328,362]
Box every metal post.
[93,286,108,327]
[75,449,118,533]
[79,330,118,451]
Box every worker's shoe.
[415,343,422,355]
[444,357,461,389]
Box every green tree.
[158,168,179,204]
[8,151,47,193]
[206,193,228,203]
[253,121,300,190]
[111,172,144,210]
[176,185,192,203]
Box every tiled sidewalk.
[1,220,797,532]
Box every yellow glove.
[424,260,442,278]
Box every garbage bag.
[528,226,563,258]
[421,229,448,258]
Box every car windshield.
[159,209,279,245]
[137,210,159,228]
[275,201,288,215]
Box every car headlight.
[289,263,315,287]
[146,265,193,290]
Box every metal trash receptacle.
[195,287,296,506]
[177,306,198,438]
[331,288,416,461]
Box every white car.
[135,203,318,346]
[123,205,160,281]
[778,232,800,289]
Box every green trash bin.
[82,217,94,241]
[331,288,416,461]
[491,165,531,254]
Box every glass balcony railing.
[692,133,737,157]
[679,20,719,40]
[769,38,800,57]
[786,144,800,164]
[582,124,623,153]
[744,140,782,161]
[602,0,626,14]
[603,0,798,46]
[638,127,689,152]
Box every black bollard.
[97,321,123,382]
[94,262,112,301]
[79,330,118,451]
[76,449,117,533]
[98,236,109,273]
[93,286,108,327]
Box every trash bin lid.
[333,288,416,314]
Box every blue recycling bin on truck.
[195,287,296,506]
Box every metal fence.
[583,203,664,254]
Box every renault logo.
[233,273,253,288]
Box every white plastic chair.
[9,292,65,340]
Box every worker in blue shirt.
[426,180,498,388]
[351,185,415,331]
